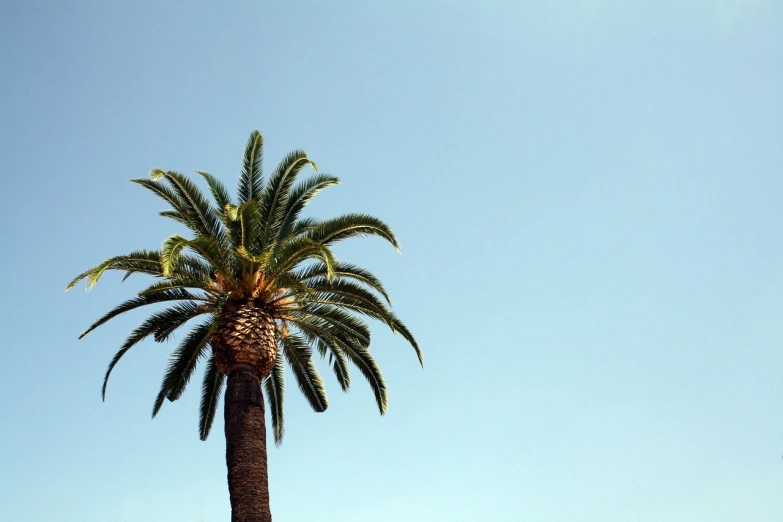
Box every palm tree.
[67,131,422,522]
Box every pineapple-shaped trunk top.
[212,301,277,377]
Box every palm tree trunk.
[224,365,272,522]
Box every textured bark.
[213,302,277,376]
[225,366,272,522]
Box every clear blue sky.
[2,2,782,521]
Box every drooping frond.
[66,250,164,291]
[384,311,423,367]
[101,302,205,400]
[316,339,350,392]
[304,213,400,251]
[280,334,328,413]
[287,305,371,346]
[295,322,382,411]
[294,261,392,304]
[300,278,422,365]
[306,278,393,318]
[150,302,205,342]
[79,289,199,339]
[199,356,225,441]
[340,341,388,414]
[152,321,215,417]
[136,276,215,297]
[237,130,264,204]
[264,354,285,444]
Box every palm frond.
[340,341,388,414]
[288,216,320,236]
[258,150,316,251]
[264,354,285,444]
[101,302,203,400]
[287,305,371,346]
[304,213,400,251]
[281,334,328,413]
[151,302,204,342]
[299,279,422,365]
[160,235,192,276]
[235,200,263,256]
[279,174,340,238]
[196,170,233,217]
[79,288,198,339]
[385,311,423,367]
[237,130,264,204]
[158,209,191,227]
[185,236,237,285]
[294,261,391,304]
[158,170,226,243]
[66,250,163,291]
[318,339,350,392]
[265,237,336,283]
[306,278,393,319]
[136,276,214,297]
[198,356,225,441]
[152,321,215,417]
[131,176,211,238]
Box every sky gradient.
[2,2,782,521]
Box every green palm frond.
[300,278,422,365]
[304,213,400,251]
[101,302,204,400]
[234,200,263,256]
[237,130,264,203]
[161,235,192,276]
[279,173,340,238]
[158,209,192,227]
[66,250,164,291]
[196,170,233,216]
[152,321,215,417]
[264,354,285,445]
[258,150,316,251]
[79,289,199,339]
[179,236,236,285]
[317,339,350,392]
[137,276,214,297]
[156,170,226,244]
[306,278,392,316]
[288,305,371,346]
[288,216,320,236]
[151,302,205,342]
[340,341,388,414]
[281,334,328,413]
[295,262,391,304]
[266,237,336,282]
[199,357,225,441]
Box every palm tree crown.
[67,130,422,443]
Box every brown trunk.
[224,365,272,522]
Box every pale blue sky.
[2,2,782,521]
